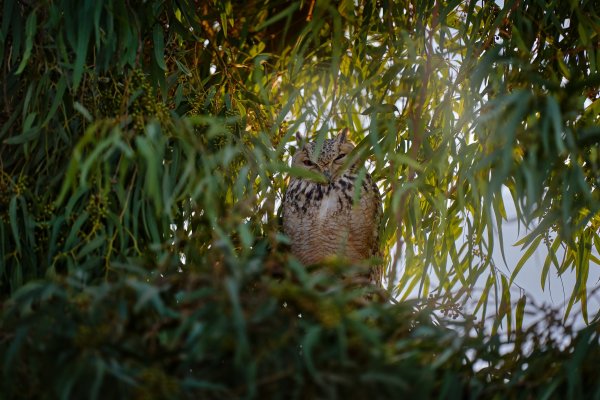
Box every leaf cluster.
[2,262,600,399]
[1,0,600,396]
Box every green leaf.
[578,23,590,46]
[515,295,526,333]
[136,132,164,213]
[153,24,167,71]
[220,12,228,38]
[279,165,328,184]
[4,113,39,144]
[541,237,561,290]
[509,235,543,286]
[74,101,93,122]
[302,325,323,382]
[64,211,90,250]
[15,11,37,74]
[253,2,299,32]
[3,326,27,373]
[72,4,92,89]
[1,0,16,39]
[493,275,512,337]
[238,222,253,249]
[225,278,249,366]
[546,96,566,155]
[42,77,67,126]
[361,104,399,114]
[9,196,21,254]
[78,234,106,258]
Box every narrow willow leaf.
[515,295,526,333]
[254,3,299,32]
[574,232,591,323]
[581,284,589,325]
[546,96,567,155]
[4,113,39,144]
[15,11,36,74]
[73,101,93,122]
[73,4,92,89]
[577,23,590,46]
[79,134,115,185]
[136,135,163,213]
[495,275,512,337]
[78,234,106,258]
[1,0,15,38]
[3,325,27,374]
[225,278,249,365]
[470,46,501,93]
[42,77,67,126]
[64,211,90,250]
[512,215,556,248]
[302,325,323,382]
[279,165,328,184]
[9,196,21,254]
[238,222,253,249]
[361,104,399,114]
[175,59,191,76]
[90,358,106,400]
[541,237,561,290]
[509,235,543,286]
[153,25,167,70]
[128,279,164,313]
[400,274,421,301]
[492,189,508,266]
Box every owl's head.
[292,128,357,183]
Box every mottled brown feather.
[282,129,383,286]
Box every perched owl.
[282,128,383,286]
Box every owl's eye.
[303,159,315,166]
[334,153,346,162]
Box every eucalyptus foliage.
[4,265,600,399]
[1,0,600,396]
[2,0,599,320]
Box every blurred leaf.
[515,295,526,334]
[73,3,92,89]
[15,11,36,74]
[4,113,39,144]
[253,3,299,32]
[509,235,542,286]
[74,101,93,122]
[153,25,167,71]
[361,104,399,114]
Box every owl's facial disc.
[292,148,328,183]
[327,141,355,181]
[292,129,356,183]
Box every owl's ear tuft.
[335,128,349,144]
[295,132,304,145]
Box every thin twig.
[306,0,316,21]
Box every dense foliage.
[1,0,599,398]
[3,265,600,399]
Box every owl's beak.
[323,169,332,183]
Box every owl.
[282,128,383,286]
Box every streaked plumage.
[282,128,383,286]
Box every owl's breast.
[283,173,380,265]
[316,193,338,219]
